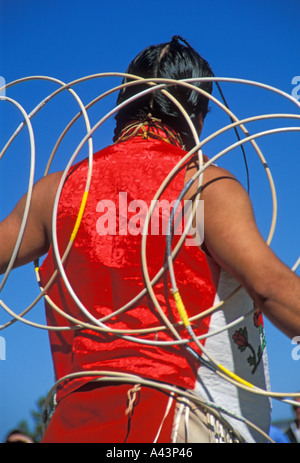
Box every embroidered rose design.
[232,309,266,374]
[253,310,264,328]
[232,327,248,351]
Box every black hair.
[113,36,214,150]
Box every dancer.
[0,36,300,443]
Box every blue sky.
[0,0,300,442]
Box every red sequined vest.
[40,136,217,402]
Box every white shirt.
[195,264,271,443]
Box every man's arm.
[185,164,300,339]
[0,172,62,275]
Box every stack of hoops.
[1,74,300,442]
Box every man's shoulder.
[32,171,63,218]
[36,171,63,188]
[184,158,240,202]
